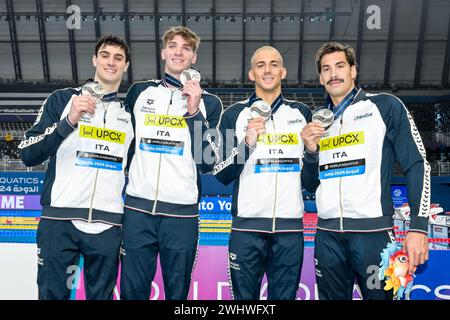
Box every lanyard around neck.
[326,87,358,119]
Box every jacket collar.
[325,87,361,119]
[163,73,183,89]
[102,91,119,102]
[248,91,284,115]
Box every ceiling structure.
[0,0,449,91]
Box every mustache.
[327,78,344,85]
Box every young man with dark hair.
[18,36,134,300]
[301,41,430,300]
[214,46,318,300]
[120,26,222,300]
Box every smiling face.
[92,44,129,87]
[161,34,197,77]
[249,47,286,95]
[319,51,357,105]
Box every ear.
[161,49,166,61]
[92,54,97,68]
[124,61,130,72]
[319,72,325,86]
[248,69,256,82]
[351,64,357,81]
[281,67,287,80]
[191,52,197,65]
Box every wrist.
[67,114,77,127]
[306,144,319,153]
[187,108,199,116]
[244,136,255,148]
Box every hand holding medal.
[180,69,202,115]
[82,81,104,104]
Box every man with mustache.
[301,42,430,300]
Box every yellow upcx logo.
[144,114,187,128]
[320,131,364,151]
[79,125,126,144]
[257,133,298,145]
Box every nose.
[330,67,337,78]
[174,46,183,56]
[107,56,115,66]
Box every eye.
[398,255,408,263]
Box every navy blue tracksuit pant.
[120,208,199,300]
[314,229,395,300]
[228,230,304,300]
[36,218,122,300]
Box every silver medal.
[81,81,104,103]
[249,100,272,121]
[180,69,201,85]
[312,107,334,129]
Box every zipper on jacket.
[334,89,358,232]
[270,114,278,232]
[88,103,108,222]
[152,90,175,214]
[338,116,344,232]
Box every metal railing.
[0,159,47,171]
[393,161,450,176]
[430,161,450,175]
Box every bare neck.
[330,85,356,107]
[255,87,281,105]
[94,77,120,94]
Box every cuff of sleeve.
[239,139,255,160]
[56,116,77,138]
[183,109,201,119]
[408,216,429,234]
[184,110,207,129]
[303,148,319,163]
[244,138,256,150]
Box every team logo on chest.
[144,114,187,128]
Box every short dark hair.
[94,35,131,63]
[315,42,357,73]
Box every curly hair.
[315,42,357,73]
[162,26,201,53]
